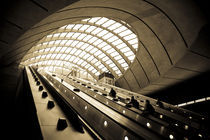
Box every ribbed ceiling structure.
[21,17,138,79]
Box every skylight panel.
[66,32,74,38]
[128,55,135,61]
[56,60,61,65]
[66,24,75,29]
[101,67,108,72]
[85,45,93,51]
[128,38,138,44]
[39,49,44,53]
[90,47,98,54]
[97,30,108,37]
[95,72,100,76]
[47,60,52,65]
[98,53,105,59]
[71,40,79,47]
[60,40,68,45]
[79,51,86,57]
[98,64,104,69]
[113,26,127,33]
[72,33,81,39]
[43,42,48,46]
[119,29,132,37]
[107,36,118,42]
[124,51,134,56]
[132,44,138,49]
[112,39,123,46]
[102,56,109,61]
[77,33,86,40]
[70,48,77,54]
[95,50,102,56]
[114,55,122,60]
[46,54,52,59]
[65,55,71,60]
[66,40,73,46]
[88,66,94,71]
[88,17,101,23]
[79,25,90,31]
[47,34,53,38]
[60,25,67,29]
[83,53,90,59]
[88,37,98,44]
[95,17,108,25]
[118,59,125,64]
[91,58,98,63]
[102,20,115,28]
[116,43,127,49]
[69,56,76,62]
[60,54,67,59]
[54,40,61,45]
[75,50,82,55]
[53,33,60,38]
[105,60,112,65]
[102,32,113,39]
[121,63,128,68]
[36,55,41,59]
[95,61,101,66]
[93,39,103,46]
[97,42,107,48]
[30,57,35,61]
[73,57,80,63]
[87,55,94,61]
[112,67,118,71]
[65,48,72,53]
[92,28,103,35]
[60,47,67,53]
[85,64,91,69]
[123,34,136,41]
[55,47,62,52]
[106,48,115,54]
[56,54,62,59]
[76,42,84,48]
[82,18,90,22]
[45,48,50,52]
[81,43,89,50]
[81,61,87,67]
[86,26,96,33]
[121,47,130,53]
[109,63,115,68]
[115,70,121,75]
[108,22,122,30]
[77,59,84,65]
[102,45,111,51]
[60,32,67,37]
[73,24,83,30]
[48,40,55,45]
[92,69,97,73]
[110,51,118,57]
[83,35,92,41]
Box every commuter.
[142,100,155,115]
[130,96,139,109]
[156,98,164,108]
[109,88,117,98]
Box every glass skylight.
[20,17,138,80]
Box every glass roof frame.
[21,17,138,80]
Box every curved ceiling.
[1,0,209,95]
[21,17,138,79]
